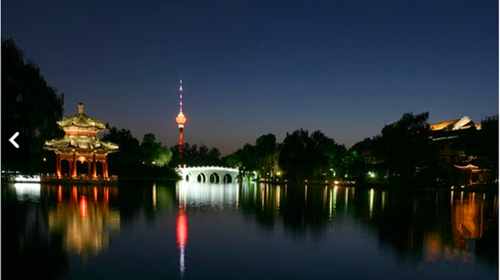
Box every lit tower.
[175,80,187,159]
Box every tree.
[379,112,433,184]
[170,143,221,167]
[104,129,176,178]
[279,129,326,180]
[103,127,141,174]
[141,133,172,167]
[474,115,499,176]
[155,146,173,167]
[348,136,384,182]
[2,38,65,174]
[255,134,280,179]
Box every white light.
[13,183,41,200]
[14,175,41,182]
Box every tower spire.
[179,80,183,113]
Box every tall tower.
[175,80,187,159]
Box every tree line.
[225,112,498,187]
[224,131,351,182]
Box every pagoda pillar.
[56,154,61,177]
[103,159,108,178]
[93,154,97,178]
[87,160,91,177]
[68,158,72,177]
[72,153,77,177]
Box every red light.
[72,186,78,201]
[104,187,109,203]
[80,196,87,217]
[176,208,188,249]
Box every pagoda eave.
[45,147,118,155]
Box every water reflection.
[3,184,69,279]
[173,181,497,278]
[13,182,41,201]
[177,181,241,209]
[44,185,120,260]
[3,180,497,279]
[451,191,497,248]
[180,180,497,261]
[177,207,188,278]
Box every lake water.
[2,181,498,279]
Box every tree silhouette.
[2,38,64,173]
[379,112,433,184]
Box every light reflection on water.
[176,181,242,209]
[13,182,41,201]
[46,185,120,260]
[2,181,498,280]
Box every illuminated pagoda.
[44,103,118,179]
[175,80,187,158]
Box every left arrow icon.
[10,132,20,148]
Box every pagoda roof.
[44,136,118,151]
[58,103,108,130]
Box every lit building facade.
[429,116,480,164]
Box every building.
[44,103,118,179]
[429,116,480,164]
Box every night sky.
[2,0,498,155]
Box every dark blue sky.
[3,0,498,155]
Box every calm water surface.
[2,181,498,279]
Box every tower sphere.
[176,112,187,127]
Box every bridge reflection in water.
[174,180,253,278]
[176,180,244,209]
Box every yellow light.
[176,112,187,126]
[78,156,86,163]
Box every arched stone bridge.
[176,166,240,184]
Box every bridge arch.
[223,174,232,183]
[209,173,220,183]
[176,166,246,184]
[197,173,207,183]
